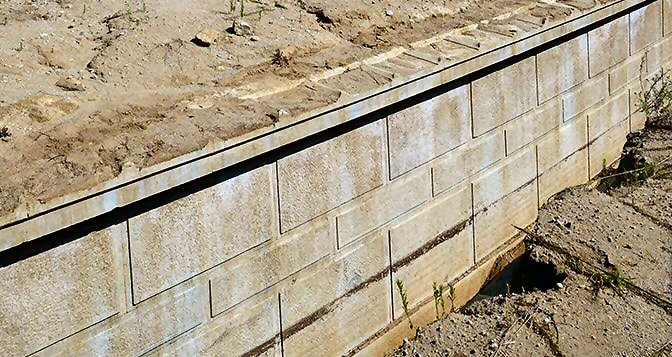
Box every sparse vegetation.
[591,267,631,292]
[639,67,672,128]
[395,279,414,330]
[447,282,457,313]
[432,282,445,320]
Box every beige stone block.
[279,121,385,231]
[630,2,663,54]
[589,120,629,178]
[609,54,645,94]
[336,168,430,247]
[155,290,280,357]
[209,219,331,316]
[587,91,629,141]
[128,165,276,303]
[283,279,390,357]
[474,182,537,261]
[472,146,536,211]
[647,37,672,74]
[537,35,589,103]
[665,0,672,35]
[390,183,471,264]
[432,130,505,195]
[471,57,537,136]
[588,15,629,76]
[392,228,472,318]
[561,75,609,121]
[64,285,205,357]
[631,110,647,132]
[538,149,589,205]
[388,85,470,178]
[537,116,588,173]
[0,225,123,356]
[281,229,388,328]
[504,99,561,154]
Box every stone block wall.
[1,2,670,356]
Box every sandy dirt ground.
[0,0,609,219]
[390,119,672,356]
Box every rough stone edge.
[0,0,645,251]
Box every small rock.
[193,28,219,47]
[55,77,85,91]
[556,282,564,289]
[250,35,260,41]
[385,9,394,16]
[233,19,253,36]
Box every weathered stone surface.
[608,54,644,94]
[209,219,331,316]
[665,0,672,35]
[390,183,471,263]
[472,146,536,211]
[587,91,629,141]
[128,165,276,303]
[64,285,204,357]
[279,121,385,231]
[281,229,388,328]
[388,85,470,178]
[474,182,537,261]
[336,168,430,247]
[0,225,122,356]
[392,228,472,318]
[503,99,561,154]
[472,57,537,136]
[589,120,629,178]
[562,75,609,121]
[588,15,629,76]
[155,290,279,357]
[537,116,588,173]
[537,35,589,103]
[432,130,505,195]
[630,2,663,54]
[539,149,589,205]
[646,37,672,74]
[283,279,390,357]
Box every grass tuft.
[395,279,414,330]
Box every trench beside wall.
[1,1,671,356]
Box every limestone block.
[283,279,390,357]
[474,182,537,261]
[64,285,204,357]
[279,121,385,231]
[630,2,663,54]
[388,85,470,178]
[209,218,331,316]
[432,130,505,195]
[587,91,629,141]
[471,57,537,136]
[128,165,276,303]
[647,37,672,74]
[561,75,609,121]
[155,290,280,357]
[588,15,629,76]
[390,183,471,264]
[538,149,589,205]
[336,168,430,247]
[609,54,645,94]
[631,110,647,132]
[503,99,561,154]
[280,229,388,328]
[537,35,589,103]
[472,146,536,211]
[0,226,123,356]
[392,228,472,318]
[537,116,588,173]
[589,120,629,178]
[665,0,672,35]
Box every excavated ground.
[0,0,611,220]
[390,121,672,356]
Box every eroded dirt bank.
[390,115,672,356]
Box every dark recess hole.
[469,252,567,304]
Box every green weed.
[448,282,457,312]
[432,282,445,320]
[591,267,631,292]
[395,279,414,330]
